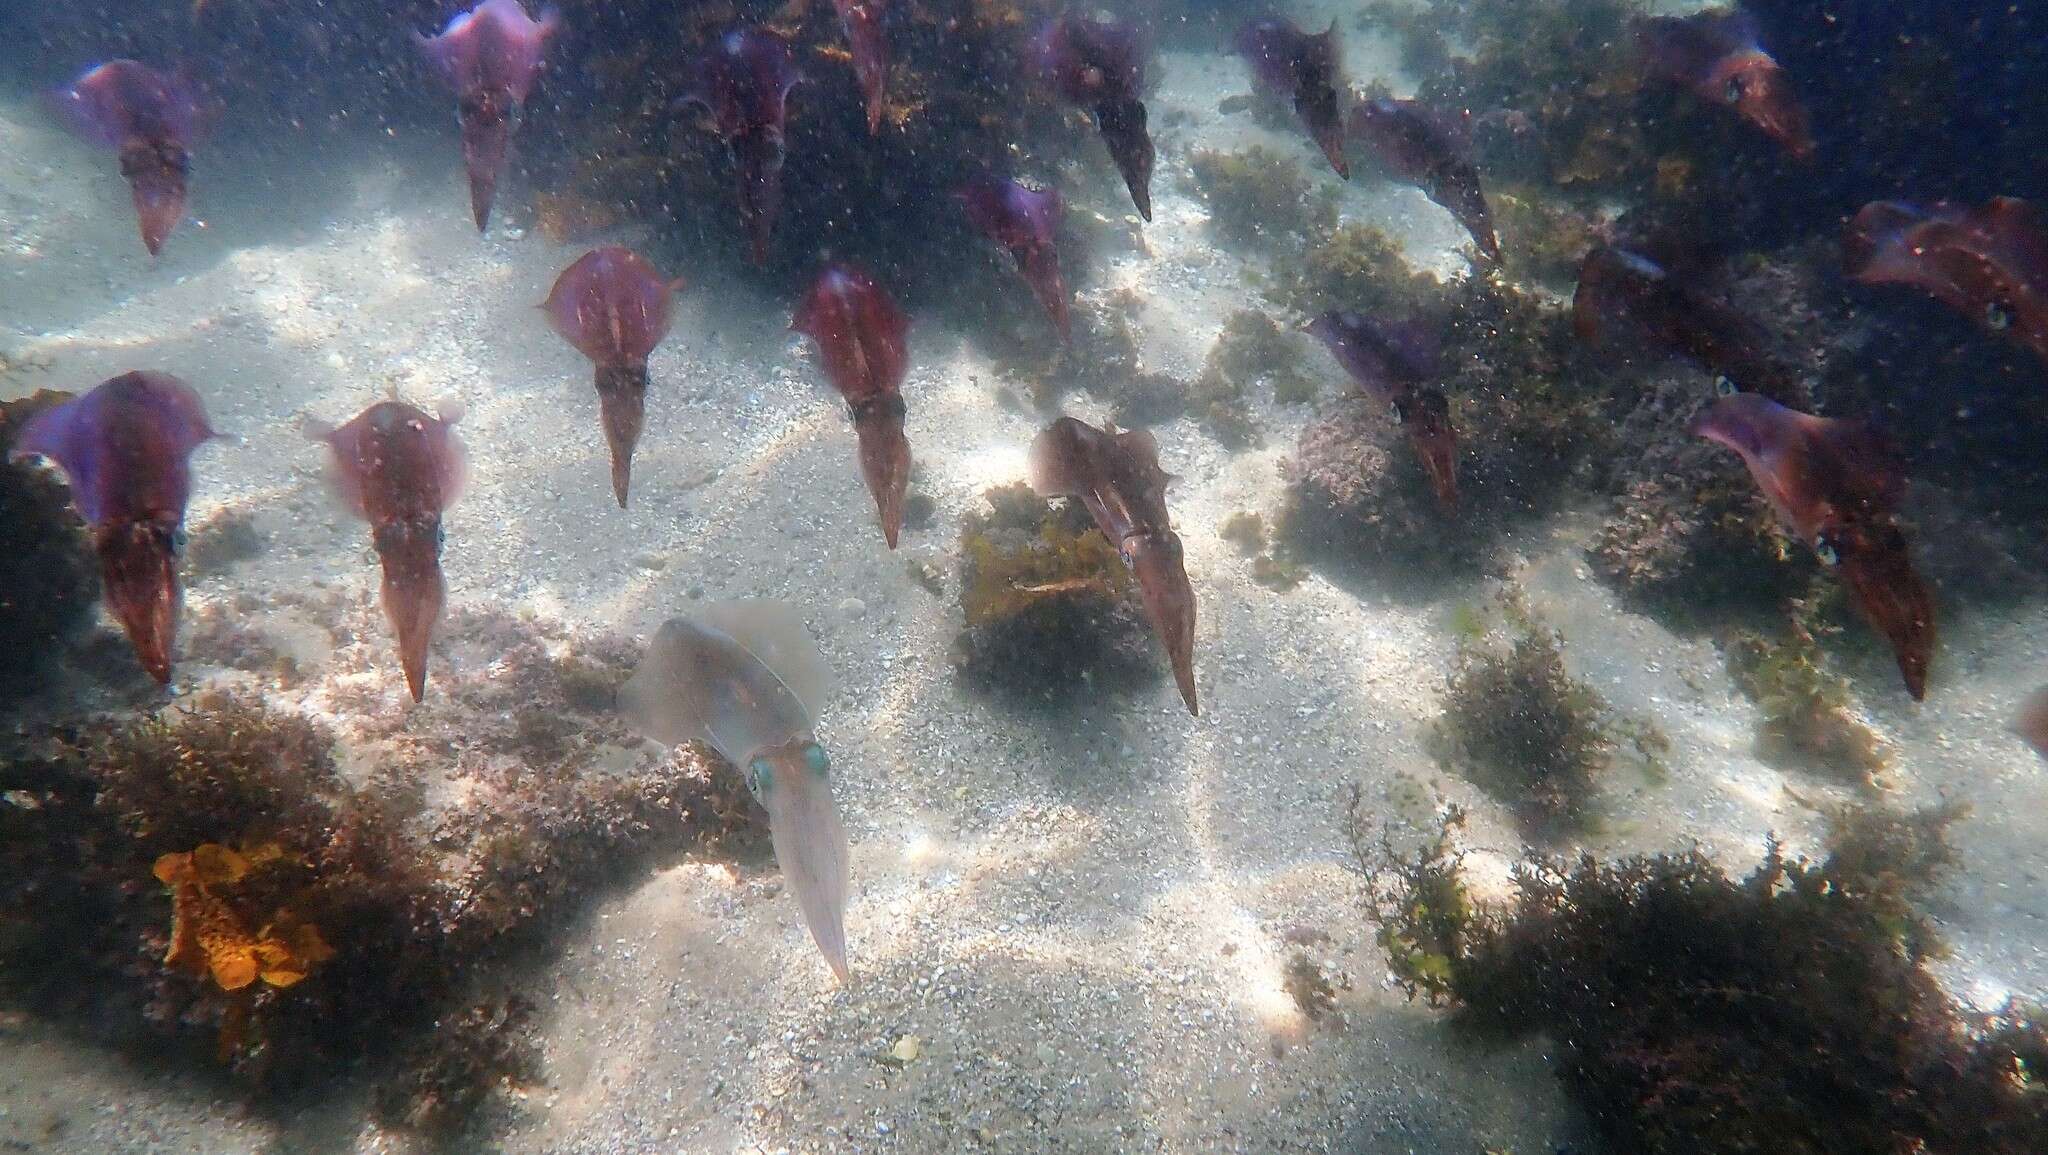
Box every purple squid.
[541,246,683,508]
[1305,311,1459,509]
[620,602,851,982]
[2018,685,2048,762]
[1635,11,1813,159]
[831,0,889,136]
[313,400,466,702]
[1572,246,1800,401]
[415,0,558,232]
[791,263,912,549]
[682,28,803,265]
[1033,14,1155,222]
[1347,97,1498,264]
[52,61,201,256]
[1844,198,2048,367]
[1027,416,1198,716]
[1234,16,1348,179]
[7,372,215,684]
[958,175,1070,343]
[1690,393,1934,700]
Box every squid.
[1844,197,2048,367]
[1306,310,1459,509]
[52,61,201,255]
[8,371,215,683]
[1033,14,1155,221]
[541,246,683,507]
[791,263,912,548]
[682,28,803,265]
[1028,416,1199,715]
[1635,10,1814,158]
[1234,16,1349,179]
[415,0,559,232]
[1690,393,1934,700]
[620,602,851,982]
[312,400,466,702]
[958,175,1070,342]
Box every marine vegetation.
[0,390,98,700]
[1724,615,1890,787]
[1218,511,1307,593]
[950,482,1158,707]
[0,685,756,1138]
[1186,309,1316,448]
[1357,801,2048,1154]
[1428,596,1618,838]
[1267,221,1443,317]
[1186,145,1338,249]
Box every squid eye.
[1713,374,1739,396]
[1389,400,1406,425]
[168,526,188,555]
[1724,75,1745,103]
[1985,300,2013,331]
[747,756,775,798]
[803,744,831,778]
[1813,534,1840,567]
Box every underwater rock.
[950,483,1159,709]
[52,60,201,255]
[0,391,99,699]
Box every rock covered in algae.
[1356,800,2048,1154]
[0,389,100,698]
[951,482,1160,705]
[0,680,756,1135]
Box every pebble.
[838,596,868,619]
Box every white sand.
[2,33,2044,1155]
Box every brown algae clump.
[952,482,1160,704]
[1269,222,1443,316]
[1429,596,1624,837]
[1354,803,2048,1154]
[1725,618,1890,786]
[1218,511,1307,592]
[1187,145,1338,248]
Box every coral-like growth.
[1187,146,1338,249]
[0,685,755,1136]
[1429,597,1615,837]
[951,482,1158,705]
[1356,802,2048,1154]
[0,390,99,699]
[1724,617,1889,786]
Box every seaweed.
[0,685,755,1139]
[950,482,1159,705]
[1428,596,1616,838]
[1218,511,1307,592]
[1356,801,2048,1154]
[1268,222,1445,317]
[1724,615,1889,787]
[1186,145,1338,250]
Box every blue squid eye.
[1813,534,1840,567]
[1389,400,1406,425]
[1985,301,2013,331]
[803,744,831,779]
[1723,75,1745,103]
[1713,374,1739,397]
[168,526,188,555]
[747,757,775,798]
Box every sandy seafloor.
[2,21,2046,1155]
